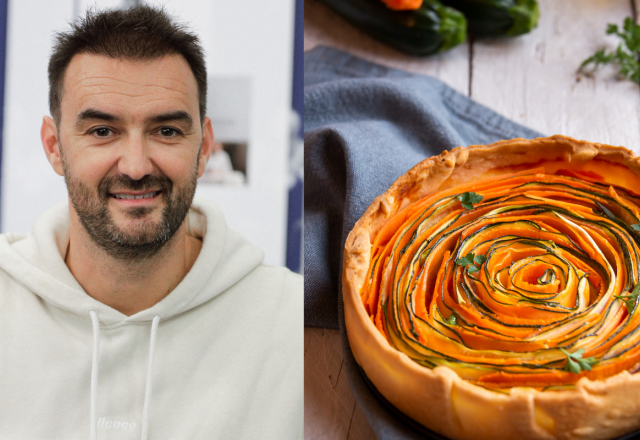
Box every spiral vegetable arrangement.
[361,166,640,390]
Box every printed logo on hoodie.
[97,416,137,429]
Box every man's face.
[42,53,213,259]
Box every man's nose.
[117,134,154,180]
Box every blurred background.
[0,0,303,272]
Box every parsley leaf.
[458,192,483,210]
[632,224,640,232]
[455,252,474,267]
[560,348,598,374]
[580,17,640,84]
[456,251,485,274]
[614,283,640,313]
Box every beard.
[61,149,199,261]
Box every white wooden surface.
[304,0,640,438]
[471,0,640,150]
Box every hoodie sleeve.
[283,270,303,439]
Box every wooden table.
[304,0,640,438]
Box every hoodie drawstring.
[141,314,161,440]
[88,311,162,440]
[89,310,100,440]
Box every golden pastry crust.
[342,135,640,440]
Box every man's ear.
[41,116,64,176]
[197,116,214,178]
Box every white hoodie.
[0,197,303,440]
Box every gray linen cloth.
[304,46,542,438]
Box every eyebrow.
[76,109,194,128]
[76,109,120,126]
[149,110,193,127]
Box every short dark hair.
[48,6,207,125]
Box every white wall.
[2,0,294,266]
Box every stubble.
[60,145,199,261]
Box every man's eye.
[158,127,180,138]
[91,127,113,138]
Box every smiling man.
[0,6,302,440]
[45,52,211,315]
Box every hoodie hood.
[0,196,264,326]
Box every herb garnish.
[580,17,640,84]
[446,313,457,326]
[458,192,483,210]
[455,252,486,273]
[613,283,640,313]
[561,348,598,374]
[632,224,640,233]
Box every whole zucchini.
[319,0,467,56]
[440,0,539,36]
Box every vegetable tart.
[342,135,640,440]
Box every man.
[0,6,302,440]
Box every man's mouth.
[109,191,162,200]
